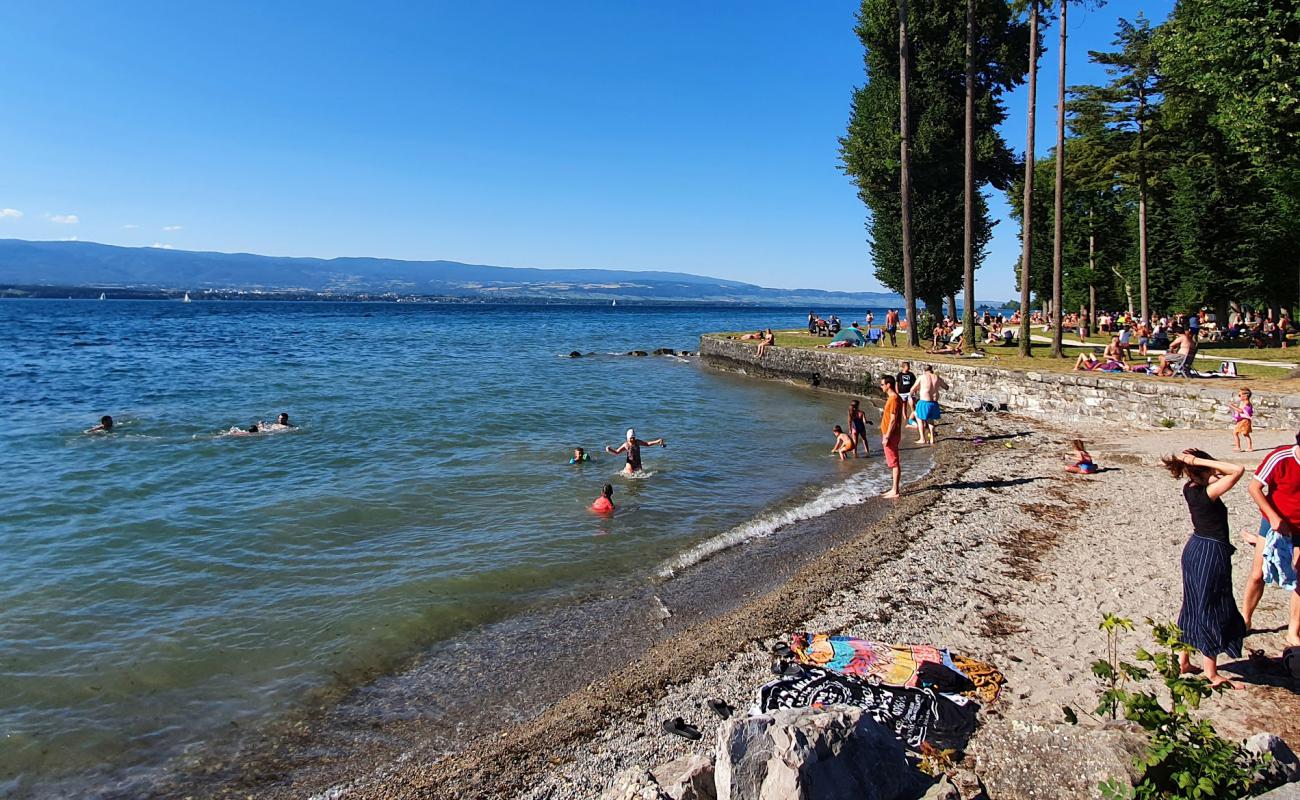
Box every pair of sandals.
[661,699,735,741]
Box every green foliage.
[1087,615,1261,800]
[1158,418,1175,428]
[914,310,938,343]
[841,0,1029,311]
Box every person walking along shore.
[913,365,948,446]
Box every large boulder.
[712,706,931,800]
[652,755,717,800]
[970,719,1146,800]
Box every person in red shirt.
[879,375,903,498]
[1243,434,1300,648]
[591,483,615,514]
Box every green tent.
[830,327,867,346]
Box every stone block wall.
[699,336,1300,431]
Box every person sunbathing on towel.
[1074,352,1101,371]
[927,334,964,356]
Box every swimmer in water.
[591,483,615,513]
[605,428,666,474]
[273,412,295,429]
[85,415,114,434]
[570,447,591,464]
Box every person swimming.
[273,412,295,428]
[85,415,114,434]
[570,447,591,464]
[605,428,666,474]
[591,483,615,513]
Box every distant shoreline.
[0,286,894,307]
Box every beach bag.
[1220,361,1238,377]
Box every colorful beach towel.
[789,633,1005,703]
[757,666,978,750]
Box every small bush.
[915,310,937,343]
[1158,418,1177,429]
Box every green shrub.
[915,310,937,343]
[1158,418,1177,429]
[1070,615,1263,800]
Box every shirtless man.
[85,415,114,434]
[606,428,666,474]
[913,364,949,446]
[885,309,899,347]
[1157,327,1196,377]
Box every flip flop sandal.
[707,699,734,720]
[662,717,702,741]
[770,641,794,659]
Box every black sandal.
[771,660,804,677]
[707,699,734,720]
[662,717,702,740]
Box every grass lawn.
[711,330,1298,389]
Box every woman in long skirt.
[1163,449,1247,687]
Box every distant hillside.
[0,239,905,307]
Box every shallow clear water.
[0,300,891,794]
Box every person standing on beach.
[1163,449,1247,688]
[885,310,899,347]
[913,365,948,446]
[1242,434,1300,650]
[606,428,666,475]
[847,399,870,457]
[879,375,902,498]
[896,362,917,419]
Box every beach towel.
[757,666,978,750]
[789,633,1005,703]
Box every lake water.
[0,300,899,797]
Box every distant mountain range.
[0,239,911,307]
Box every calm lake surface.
[0,300,898,796]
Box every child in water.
[1230,388,1253,452]
[831,425,856,460]
[1064,439,1097,474]
[591,483,615,514]
[570,447,591,464]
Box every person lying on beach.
[85,415,114,434]
[1064,439,1097,474]
[738,330,764,340]
[926,334,964,356]
[1163,449,1247,688]
[1073,352,1101,371]
[606,428,665,474]
[831,425,856,460]
[591,483,615,514]
[570,447,591,464]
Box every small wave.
[654,469,888,579]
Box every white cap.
[626,428,636,441]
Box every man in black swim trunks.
[605,428,666,474]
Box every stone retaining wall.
[699,336,1300,431]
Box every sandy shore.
[249,412,1300,800]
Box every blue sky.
[0,1,1174,298]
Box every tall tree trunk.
[962,0,978,351]
[1050,0,1066,357]
[1088,205,1096,326]
[899,0,918,347]
[1017,1,1039,357]
[947,294,957,321]
[1138,85,1150,324]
